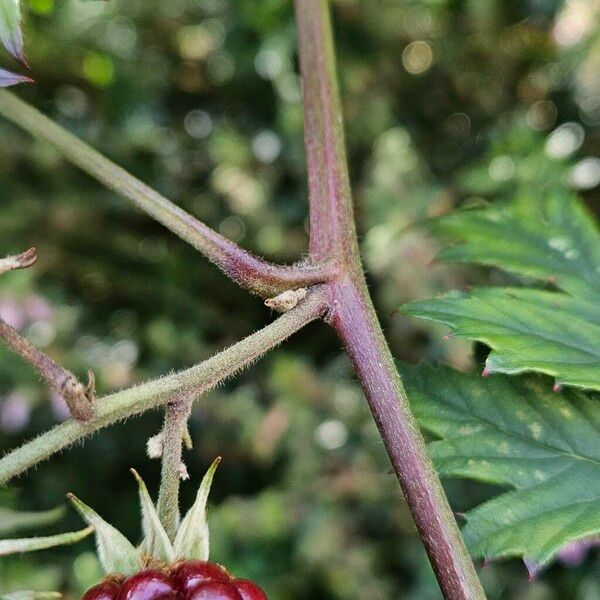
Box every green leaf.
[68,493,143,575]
[403,192,600,391]
[404,287,600,391]
[0,506,65,536]
[0,526,93,556]
[404,363,600,569]
[173,457,220,560]
[435,191,600,302]
[130,469,175,562]
[0,67,31,87]
[0,0,24,64]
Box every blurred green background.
[1,0,599,598]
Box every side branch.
[0,91,332,298]
[0,248,95,420]
[0,320,95,421]
[294,0,358,262]
[0,286,328,485]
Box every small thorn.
[443,333,453,340]
[523,558,542,581]
[481,558,490,569]
[553,382,562,393]
[454,511,467,521]
[481,366,491,377]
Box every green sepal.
[68,493,143,576]
[131,469,175,563]
[173,457,220,560]
[0,506,65,536]
[0,526,93,556]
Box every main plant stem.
[294,1,485,598]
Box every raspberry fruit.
[77,462,267,599]
[82,562,268,600]
[187,581,243,600]
[119,569,178,600]
[82,581,123,600]
[173,560,231,593]
[231,579,268,600]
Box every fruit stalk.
[157,390,195,541]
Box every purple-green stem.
[294,2,484,597]
[0,1,486,597]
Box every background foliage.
[1,0,599,598]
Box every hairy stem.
[294,0,357,262]
[0,91,332,298]
[0,319,95,421]
[331,277,485,599]
[157,392,195,541]
[0,286,328,485]
[295,2,486,598]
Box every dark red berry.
[232,580,267,600]
[173,561,231,594]
[83,581,122,600]
[119,569,178,600]
[187,581,242,600]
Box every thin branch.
[157,390,195,541]
[0,247,37,276]
[0,320,95,421]
[294,0,358,263]
[0,91,334,298]
[0,248,95,420]
[0,285,328,485]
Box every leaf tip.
[523,557,542,581]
